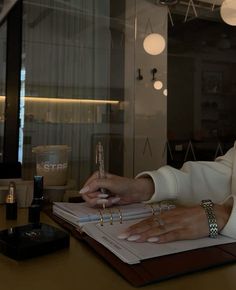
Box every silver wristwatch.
[201,199,218,238]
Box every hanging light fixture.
[143,18,166,55]
[220,0,236,26]
[143,33,166,55]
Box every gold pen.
[96,142,107,209]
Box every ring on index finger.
[153,215,165,227]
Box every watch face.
[201,200,214,208]
[201,199,212,204]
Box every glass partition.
[5,0,235,186]
[20,0,168,188]
[21,0,126,187]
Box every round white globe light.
[153,80,163,90]
[143,33,166,55]
[220,0,236,26]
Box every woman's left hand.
[117,204,231,243]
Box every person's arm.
[117,201,233,242]
[137,159,232,205]
[122,150,235,241]
[80,149,233,207]
[80,172,154,207]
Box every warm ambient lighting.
[220,0,236,26]
[153,80,163,90]
[0,96,119,105]
[143,33,166,55]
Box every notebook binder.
[97,204,160,226]
[47,209,236,287]
[52,201,175,227]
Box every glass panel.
[0,21,6,162]
[167,3,236,168]
[21,0,127,188]
[17,0,236,186]
[20,0,168,191]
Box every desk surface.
[0,206,236,290]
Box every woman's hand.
[117,203,231,243]
[80,172,154,207]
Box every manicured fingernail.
[96,199,108,205]
[98,193,109,198]
[79,186,89,194]
[147,237,159,243]
[111,197,120,204]
[127,235,141,241]
[117,233,129,240]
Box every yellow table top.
[0,205,236,290]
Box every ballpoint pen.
[96,142,107,209]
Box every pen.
[96,142,107,209]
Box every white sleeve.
[220,195,236,239]
[136,159,232,205]
[136,147,236,239]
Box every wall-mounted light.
[151,68,158,81]
[153,81,163,90]
[143,33,166,55]
[150,68,164,91]
[137,68,143,80]
[220,0,236,26]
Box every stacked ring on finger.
[153,215,165,227]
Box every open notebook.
[52,201,236,265]
[53,201,174,227]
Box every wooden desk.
[0,206,236,290]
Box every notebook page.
[82,219,236,265]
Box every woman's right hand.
[79,172,154,207]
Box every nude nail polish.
[117,233,129,240]
[98,193,109,198]
[147,237,159,243]
[96,199,109,205]
[79,186,89,194]
[127,234,141,241]
[111,197,120,204]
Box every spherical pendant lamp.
[220,0,236,26]
[143,33,166,55]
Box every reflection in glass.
[143,33,166,55]
[167,9,236,168]
[21,0,126,187]
[0,22,6,162]
[153,80,163,90]
[220,0,236,26]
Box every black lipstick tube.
[28,176,44,224]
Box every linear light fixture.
[0,96,119,104]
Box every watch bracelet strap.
[201,200,218,238]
